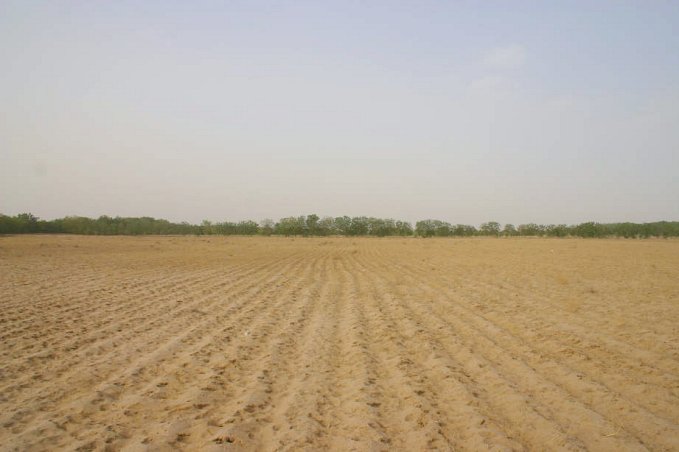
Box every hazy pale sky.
[1,1,678,225]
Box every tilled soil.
[1,235,678,451]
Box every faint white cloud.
[549,94,578,109]
[483,44,526,69]
[468,75,506,93]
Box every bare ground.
[0,235,678,451]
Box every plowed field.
[1,235,678,451]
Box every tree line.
[414,219,679,238]
[1,213,678,238]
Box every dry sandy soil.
[1,235,678,451]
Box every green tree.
[317,216,335,236]
[518,223,543,236]
[275,216,306,236]
[349,217,369,236]
[305,214,320,236]
[573,222,605,238]
[502,224,517,236]
[545,224,569,237]
[334,216,352,235]
[260,219,275,236]
[480,221,501,236]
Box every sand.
[0,235,678,451]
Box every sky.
[1,1,678,225]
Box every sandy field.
[0,235,678,451]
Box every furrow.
[0,253,306,446]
